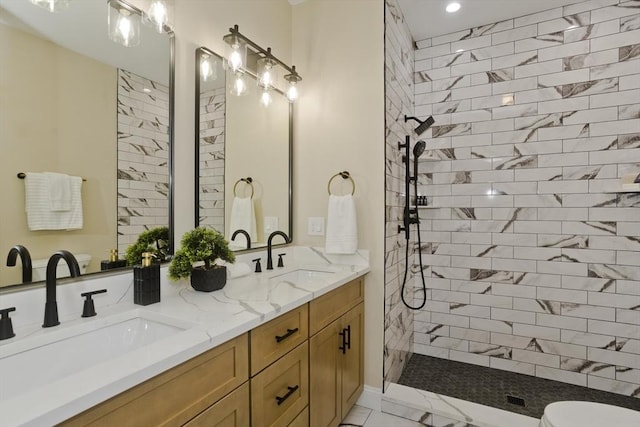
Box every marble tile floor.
[341,405,423,427]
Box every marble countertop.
[0,247,369,426]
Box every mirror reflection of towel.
[229,197,257,246]
[46,172,71,211]
[325,194,357,254]
[25,172,83,231]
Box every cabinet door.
[340,302,364,419]
[309,319,342,427]
[184,382,250,427]
[251,341,309,427]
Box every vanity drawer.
[309,277,364,336]
[250,304,309,375]
[60,334,249,427]
[251,341,309,427]
[288,407,309,427]
[184,382,250,427]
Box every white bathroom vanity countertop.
[0,247,370,426]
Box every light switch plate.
[308,217,325,236]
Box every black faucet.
[6,245,32,283]
[43,250,81,328]
[266,231,291,270]
[231,229,252,249]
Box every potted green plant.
[125,226,170,266]
[168,227,236,292]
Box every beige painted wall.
[0,25,117,286]
[170,0,385,389]
[291,0,386,389]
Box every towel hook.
[327,171,355,196]
[233,177,254,198]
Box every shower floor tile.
[397,354,640,419]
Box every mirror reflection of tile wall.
[198,87,226,232]
[117,69,170,255]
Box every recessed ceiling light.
[446,2,461,13]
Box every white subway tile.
[492,24,538,45]
[591,58,640,79]
[538,151,589,167]
[492,307,536,324]
[432,29,472,46]
[590,89,640,108]
[515,36,563,53]
[539,12,591,36]
[516,8,564,27]
[451,35,492,53]
[537,207,589,221]
[537,366,587,386]
[513,323,561,341]
[472,94,516,110]
[538,287,589,304]
[616,308,640,325]
[538,69,590,86]
[589,291,640,309]
[514,246,562,260]
[588,375,640,396]
[451,59,493,77]
[539,40,591,61]
[564,49,619,70]
[492,76,538,94]
[538,180,589,193]
[562,303,617,321]
[492,283,537,299]
[562,108,619,127]
[470,317,513,333]
[416,43,451,60]
[539,339,587,359]
[515,58,564,78]
[620,74,640,90]
[450,350,491,366]
[490,357,536,375]
[591,29,640,51]
[472,42,515,60]
[493,52,539,70]
[564,0,618,15]
[589,147,640,164]
[538,97,590,114]
[451,84,492,100]
[516,87,563,103]
[589,347,640,369]
[537,260,589,276]
[562,329,615,347]
[589,319,640,339]
[514,167,563,181]
[564,20,620,43]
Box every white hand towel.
[229,196,257,246]
[325,194,358,254]
[25,172,83,231]
[45,172,71,211]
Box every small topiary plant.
[168,227,235,281]
[125,226,170,266]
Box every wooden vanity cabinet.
[309,279,365,427]
[59,334,249,427]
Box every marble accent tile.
[538,12,591,36]
[564,19,620,43]
[591,3,640,24]
[564,49,619,70]
[591,58,640,79]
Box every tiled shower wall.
[384,0,417,387]
[198,87,226,232]
[117,69,170,255]
[412,0,640,396]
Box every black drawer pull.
[275,327,299,343]
[339,328,347,354]
[275,385,299,405]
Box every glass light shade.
[286,82,299,102]
[200,55,217,82]
[257,57,275,89]
[29,0,69,13]
[223,34,246,72]
[108,3,141,47]
[228,70,248,96]
[143,0,173,33]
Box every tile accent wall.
[384,0,418,387]
[117,69,170,255]
[412,0,640,397]
[198,87,226,231]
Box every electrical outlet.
[308,217,325,236]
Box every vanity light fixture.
[229,70,248,96]
[29,0,69,13]
[143,0,172,33]
[223,24,302,104]
[285,67,301,102]
[108,0,140,47]
[446,2,461,13]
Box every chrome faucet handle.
[81,289,107,318]
[0,307,16,340]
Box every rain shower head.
[405,115,435,136]
[413,140,426,158]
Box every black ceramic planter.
[190,266,227,292]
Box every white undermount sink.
[270,268,335,284]
[0,309,193,401]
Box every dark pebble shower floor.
[397,354,640,419]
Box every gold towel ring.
[233,177,254,198]
[327,171,355,195]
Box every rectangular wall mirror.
[195,46,292,251]
[0,0,174,289]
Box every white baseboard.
[356,385,382,411]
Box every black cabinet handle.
[345,325,351,350]
[339,328,347,354]
[275,327,298,343]
[275,385,299,405]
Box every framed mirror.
[195,46,291,251]
[0,0,174,288]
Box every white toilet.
[540,401,640,427]
[31,253,92,281]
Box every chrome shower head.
[404,115,435,136]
